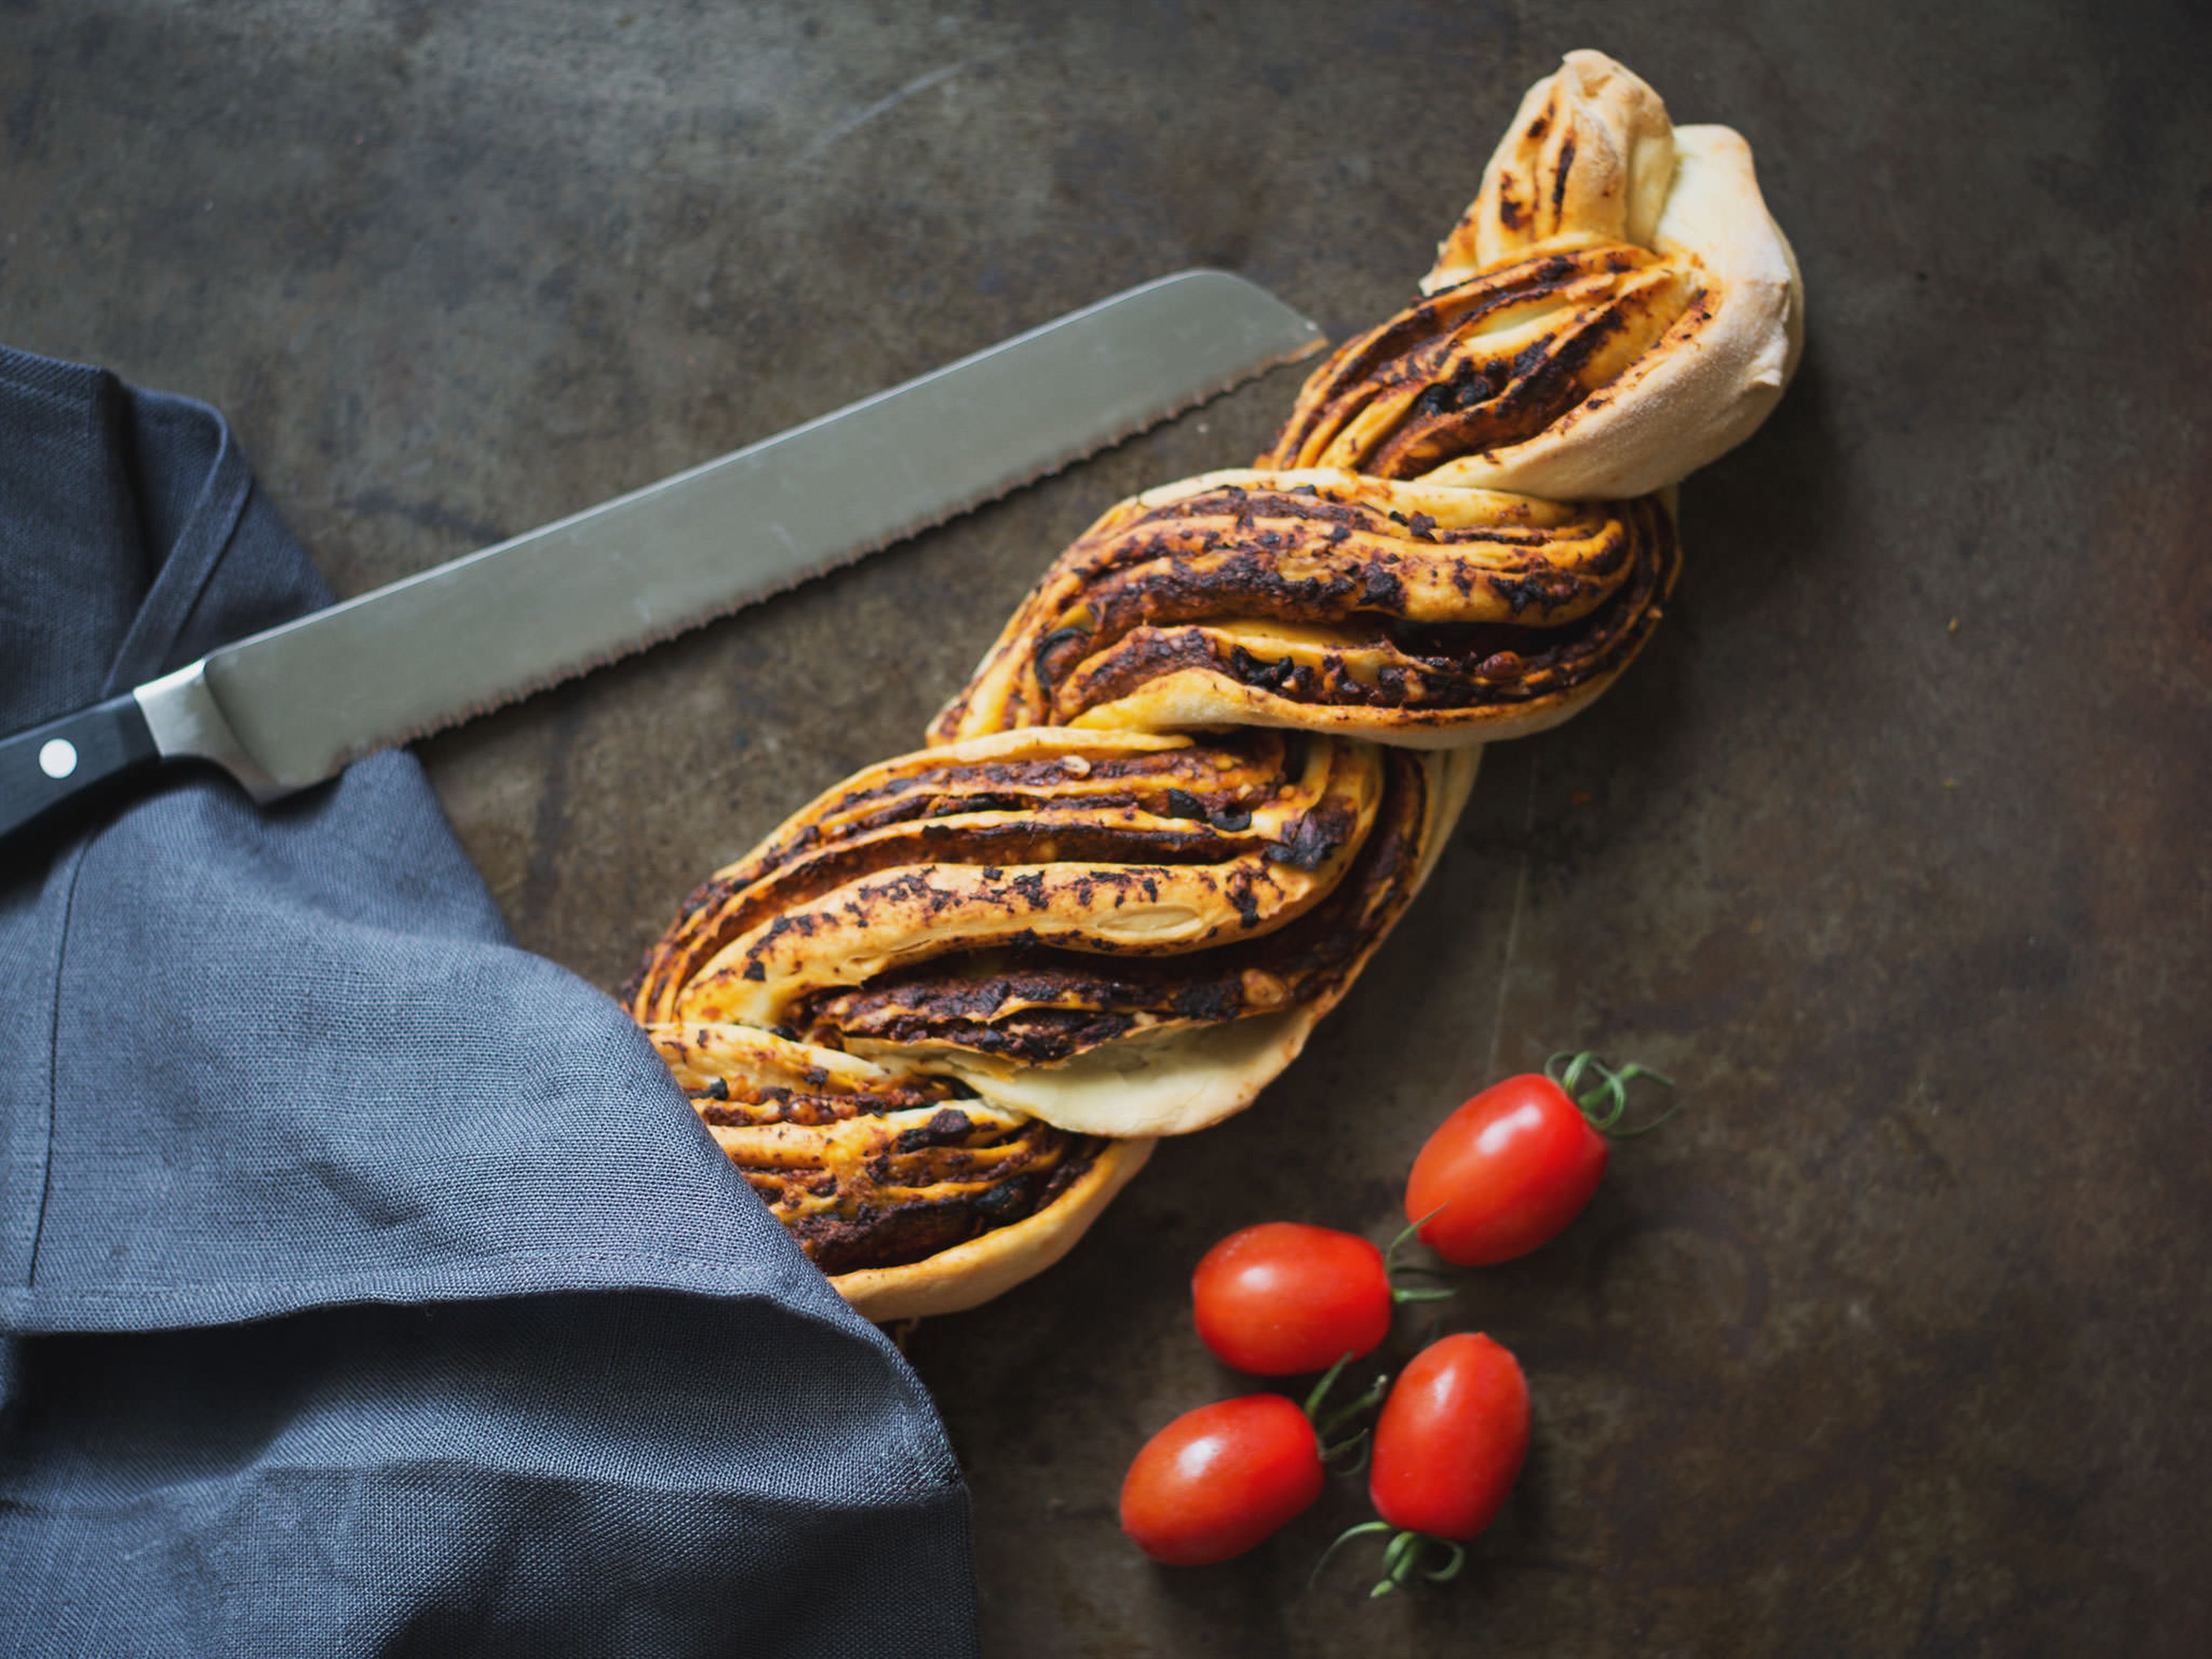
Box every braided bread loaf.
[628,51,1801,1320]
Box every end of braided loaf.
[1276,48,1802,502]
[630,51,1801,1317]
[1422,49,1804,499]
[1429,49,1681,286]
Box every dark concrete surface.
[6,1,2209,1651]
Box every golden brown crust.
[623,51,1797,1319]
[931,472,1679,749]
[1262,251,1696,483]
[923,743,1477,1137]
[632,729,1460,1135]
[646,1020,1115,1277]
[1427,49,1679,286]
[1412,52,1802,499]
[634,728,1389,1047]
[829,1135,1154,1321]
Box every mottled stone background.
[5,0,2207,1651]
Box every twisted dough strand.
[931,475,1679,748]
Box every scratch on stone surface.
[1482,756,1539,1082]
[805,56,997,159]
[342,486,507,550]
[514,694,587,928]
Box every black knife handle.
[0,694,161,846]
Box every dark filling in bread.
[683,1066,1105,1276]
[1029,489,1677,722]
[1259,246,1692,478]
[788,747,1431,1063]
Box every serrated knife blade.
[2,270,1324,842]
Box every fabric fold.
[0,343,976,1656]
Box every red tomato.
[1369,1332,1529,1541]
[1192,1222,1393,1376]
[1120,1395,1325,1565]
[1405,1073,1609,1264]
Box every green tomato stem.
[1383,1206,1461,1302]
[1425,1540,1468,1583]
[1545,1049,1681,1137]
[1315,1523,1471,1600]
[1301,1353,1353,1423]
[1385,1209,1445,1268]
[1302,1353,1391,1460]
[1319,1427,1372,1475]
[1315,1374,1391,1443]
[1310,1520,1393,1591]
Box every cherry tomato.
[1369,1332,1529,1541]
[1192,1222,1393,1376]
[1120,1394,1325,1565]
[1405,1072,1609,1264]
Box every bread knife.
[1,271,1324,843]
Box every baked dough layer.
[933,474,1679,749]
[643,1020,1150,1317]
[634,729,1475,1137]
